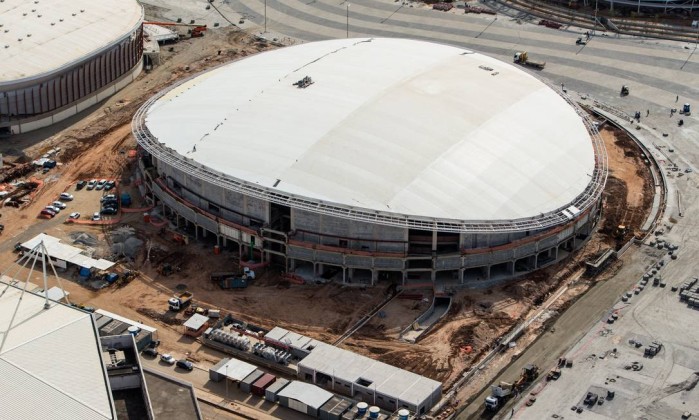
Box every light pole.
[693,0,699,48]
[346,4,350,38]
[593,0,598,36]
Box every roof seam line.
[0,350,112,418]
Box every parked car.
[100,194,117,202]
[40,209,56,218]
[101,207,118,215]
[51,201,67,209]
[45,205,61,213]
[95,179,108,190]
[76,180,87,190]
[176,359,194,371]
[59,192,74,201]
[86,180,97,190]
[142,347,158,357]
[102,200,118,209]
[68,212,81,219]
[160,354,176,365]
[104,181,116,191]
[92,212,101,221]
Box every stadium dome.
[0,0,143,134]
[135,38,606,285]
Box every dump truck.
[513,51,546,69]
[484,364,539,412]
[168,291,193,311]
[211,268,255,289]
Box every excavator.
[143,21,208,38]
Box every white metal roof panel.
[0,0,143,83]
[145,38,595,222]
[298,342,441,406]
[38,286,70,302]
[264,326,289,342]
[183,313,209,330]
[0,281,114,419]
[21,233,115,271]
[215,358,257,382]
[144,24,178,43]
[278,381,333,410]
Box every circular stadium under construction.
[0,0,143,135]
[133,38,607,287]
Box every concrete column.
[342,267,347,283]
[485,265,491,280]
[509,261,515,275]
[371,270,378,286]
[195,225,199,240]
[222,237,227,247]
[459,268,464,284]
[289,259,296,271]
[401,271,407,285]
[348,268,354,283]
[202,228,207,238]
[430,270,436,282]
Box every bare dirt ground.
[0,26,657,417]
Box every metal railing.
[132,65,607,234]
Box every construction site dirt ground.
[0,26,657,413]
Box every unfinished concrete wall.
[292,209,405,252]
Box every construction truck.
[168,291,193,311]
[484,364,539,412]
[513,52,546,69]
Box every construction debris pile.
[110,225,143,260]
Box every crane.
[143,21,208,38]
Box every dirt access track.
[0,25,656,415]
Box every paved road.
[217,0,698,107]
[455,246,662,418]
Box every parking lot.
[39,178,123,223]
[513,246,699,420]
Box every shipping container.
[240,369,264,393]
[265,378,290,402]
[252,373,277,396]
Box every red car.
[40,209,56,218]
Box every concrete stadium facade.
[0,0,144,135]
[133,39,607,287]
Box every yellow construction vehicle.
[514,51,546,69]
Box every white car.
[160,354,176,365]
[92,212,101,221]
[68,212,80,219]
[86,180,97,190]
[59,193,74,201]
[45,205,61,213]
[95,179,108,190]
[51,201,67,209]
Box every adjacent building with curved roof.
[0,0,143,134]
[134,38,607,286]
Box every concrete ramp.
[400,295,452,343]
